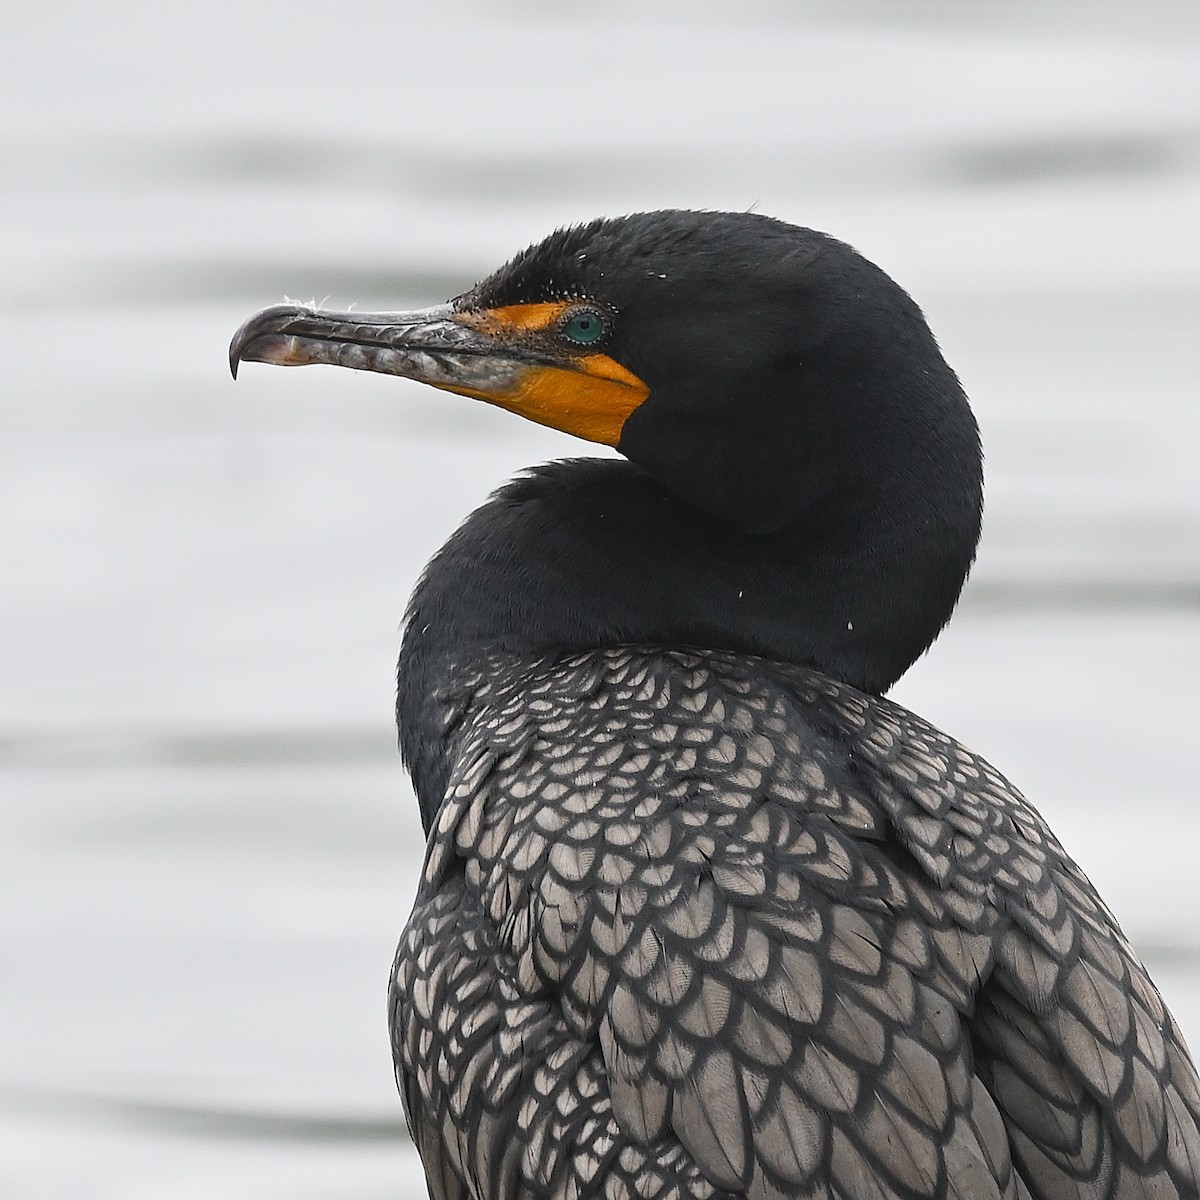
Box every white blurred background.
[3,2,1199,1196]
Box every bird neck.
[397,455,980,828]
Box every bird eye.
[559,306,608,347]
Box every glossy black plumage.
[229,210,1200,1199]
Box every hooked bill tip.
[229,304,315,382]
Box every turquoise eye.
[560,307,608,346]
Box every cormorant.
[230,210,1200,1199]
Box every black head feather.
[401,210,982,823]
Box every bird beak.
[229,302,647,447]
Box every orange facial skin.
[453,303,648,447]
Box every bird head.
[230,210,975,538]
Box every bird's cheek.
[448,358,649,448]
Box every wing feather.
[390,647,1200,1199]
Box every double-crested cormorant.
[230,210,1200,1199]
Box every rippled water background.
[4,1,1200,1195]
